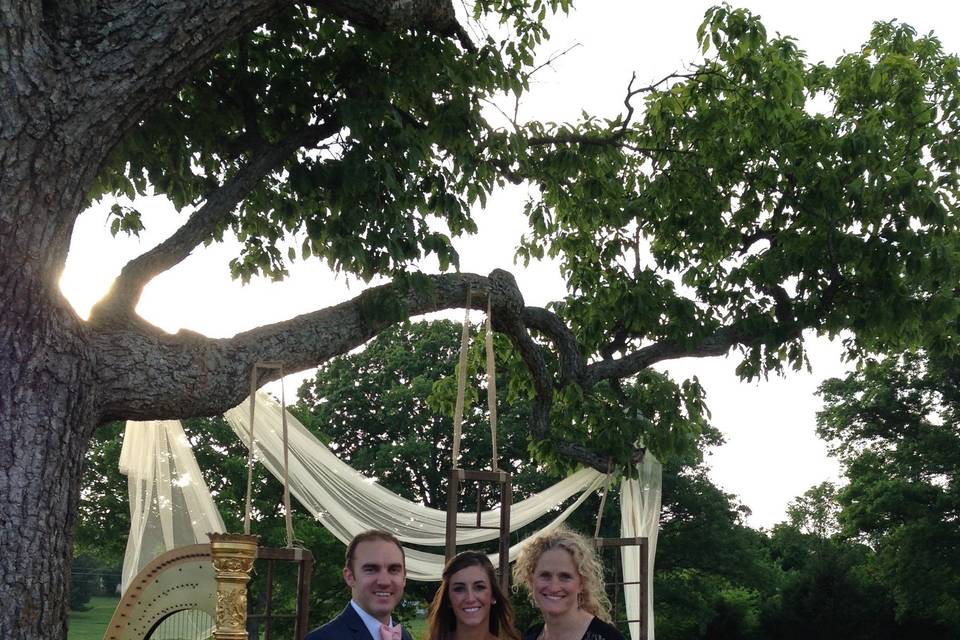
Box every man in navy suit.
[305,530,412,640]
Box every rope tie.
[451,289,500,471]
[451,287,472,467]
[594,458,615,538]
[485,297,498,470]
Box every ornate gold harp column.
[209,532,260,640]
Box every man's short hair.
[344,530,405,572]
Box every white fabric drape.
[620,454,661,640]
[119,420,225,591]
[223,392,608,580]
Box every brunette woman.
[427,551,521,640]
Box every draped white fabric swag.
[120,392,661,639]
[119,418,226,590]
[621,463,662,640]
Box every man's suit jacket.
[304,604,413,640]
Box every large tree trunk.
[0,152,92,638]
[0,87,103,632]
[0,304,97,638]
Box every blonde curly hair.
[512,526,612,622]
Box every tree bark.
[0,312,97,638]
[0,227,98,637]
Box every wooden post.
[593,536,649,640]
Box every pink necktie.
[379,624,402,640]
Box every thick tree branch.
[66,1,287,142]
[521,304,751,388]
[89,122,340,327]
[521,306,585,386]
[494,305,631,470]
[491,310,556,452]
[767,283,796,327]
[91,268,620,471]
[600,321,629,362]
[310,0,473,50]
[582,327,746,386]
[92,269,523,420]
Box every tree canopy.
[818,351,960,631]
[4,1,960,636]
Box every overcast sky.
[61,1,960,528]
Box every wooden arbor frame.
[444,468,512,592]
[247,546,314,640]
[593,536,649,640]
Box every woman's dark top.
[522,617,625,640]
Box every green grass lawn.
[68,596,118,640]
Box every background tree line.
[75,320,959,639]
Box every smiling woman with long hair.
[427,551,521,640]
[513,528,623,640]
